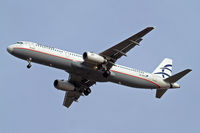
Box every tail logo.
[154,64,172,78]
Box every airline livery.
[7,27,191,108]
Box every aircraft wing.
[63,74,96,108]
[100,27,154,69]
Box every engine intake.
[54,80,75,91]
[83,52,107,64]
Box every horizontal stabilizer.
[63,91,81,108]
[164,69,192,83]
[156,89,168,98]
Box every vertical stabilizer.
[153,58,172,79]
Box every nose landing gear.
[27,58,32,69]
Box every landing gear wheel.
[103,70,110,78]
[27,64,32,69]
[27,58,32,69]
[84,88,91,96]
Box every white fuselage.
[7,41,179,89]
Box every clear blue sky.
[0,0,199,132]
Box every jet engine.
[54,80,75,91]
[83,52,107,64]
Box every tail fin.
[153,58,172,79]
[156,69,192,99]
[153,58,172,98]
[153,58,192,99]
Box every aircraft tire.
[27,64,32,69]
[84,88,91,96]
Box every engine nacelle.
[54,80,75,91]
[83,52,107,64]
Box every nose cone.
[7,45,13,54]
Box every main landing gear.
[97,64,111,78]
[83,88,91,96]
[27,58,32,69]
[103,70,111,78]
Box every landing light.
[93,66,98,70]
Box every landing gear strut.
[27,58,32,69]
[103,70,110,78]
[84,88,91,96]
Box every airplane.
[7,27,192,108]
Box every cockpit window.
[16,42,23,44]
